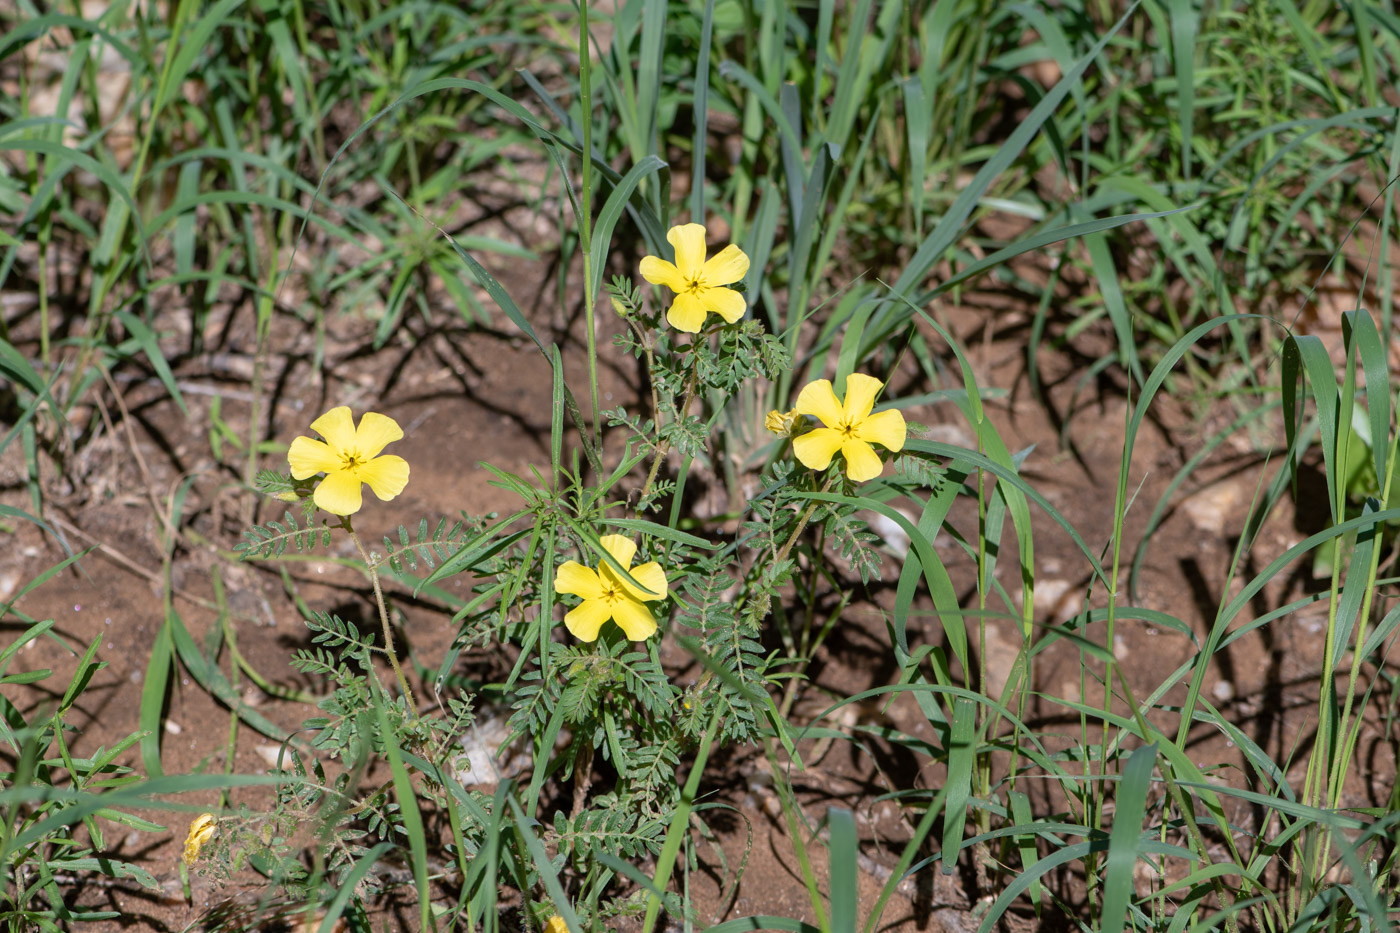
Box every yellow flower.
[183,813,216,866]
[764,409,807,438]
[639,223,750,333]
[792,374,906,482]
[287,407,410,516]
[545,917,569,933]
[554,535,669,642]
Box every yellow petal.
[183,813,216,866]
[703,286,746,324]
[640,255,685,292]
[310,406,356,452]
[666,292,708,333]
[288,436,340,479]
[313,469,363,516]
[354,411,403,459]
[842,373,884,422]
[702,243,749,287]
[667,223,708,277]
[793,427,843,471]
[841,438,884,482]
[857,409,907,452]
[610,597,658,640]
[598,534,637,569]
[546,918,569,933]
[556,560,605,599]
[359,454,409,501]
[565,599,612,642]
[620,561,668,601]
[794,379,844,428]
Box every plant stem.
[628,317,663,424]
[346,522,417,715]
[774,475,836,568]
[639,345,702,504]
[577,0,600,449]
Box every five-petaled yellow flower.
[793,374,906,482]
[639,223,749,333]
[183,813,216,866]
[288,407,410,516]
[555,535,669,642]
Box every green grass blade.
[589,154,667,300]
[940,697,976,874]
[690,0,717,222]
[114,311,188,417]
[1101,743,1158,933]
[828,807,857,933]
[374,699,434,931]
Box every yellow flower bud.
[765,409,806,438]
[545,916,570,933]
[183,813,216,866]
[610,296,630,317]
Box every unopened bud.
[765,409,806,438]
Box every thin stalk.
[1303,347,1359,884]
[775,475,837,568]
[221,610,323,706]
[973,448,993,892]
[1091,382,1137,914]
[37,234,49,376]
[345,522,417,715]
[639,347,702,504]
[627,316,663,422]
[577,0,600,448]
[1328,395,1399,808]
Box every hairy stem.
[346,523,417,715]
[639,344,702,505]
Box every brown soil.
[3,183,1395,933]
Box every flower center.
[340,449,365,472]
[683,273,705,297]
[600,581,623,605]
[838,417,858,439]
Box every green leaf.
[115,311,188,417]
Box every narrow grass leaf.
[940,697,976,873]
[690,0,717,223]
[704,919,822,933]
[828,807,858,933]
[589,154,667,300]
[374,699,433,931]
[317,842,394,933]
[139,615,174,778]
[114,311,187,417]
[507,795,584,932]
[1101,743,1158,933]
